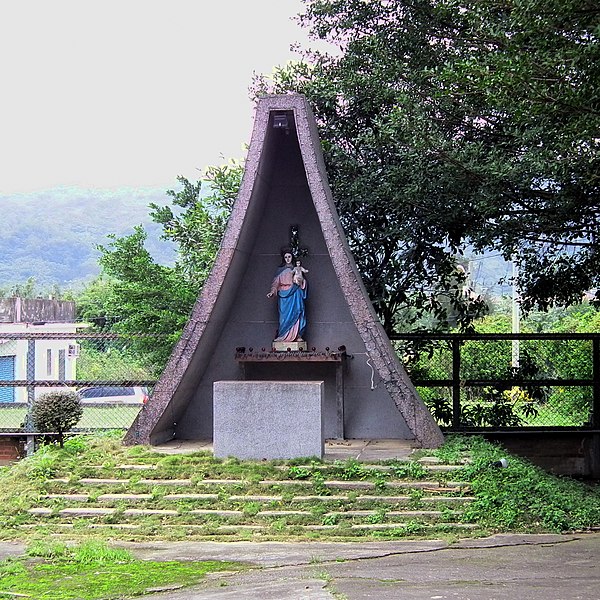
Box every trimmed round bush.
[32,391,83,447]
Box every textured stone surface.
[213,380,324,460]
[124,95,443,448]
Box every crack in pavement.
[242,533,581,572]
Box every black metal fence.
[2,331,599,435]
[391,333,600,430]
[0,332,161,434]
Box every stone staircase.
[19,455,480,540]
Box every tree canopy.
[253,0,600,331]
[77,164,243,367]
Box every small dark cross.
[289,225,309,258]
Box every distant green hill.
[0,187,176,289]
[0,186,511,297]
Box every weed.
[310,503,329,517]
[322,513,339,526]
[444,436,600,532]
[313,568,331,581]
[334,459,368,480]
[62,436,89,454]
[270,518,287,532]
[26,540,73,561]
[242,502,261,517]
[1,432,598,544]
[403,520,424,535]
[0,543,240,600]
[433,442,464,465]
[288,465,313,479]
[311,472,329,496]
[391,461,428,480]
[367,508,387,524]
[408,488,424,508]
[373,470,389,490]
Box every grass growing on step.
[2,433,599,542]
[0,540,240,600]
[443,435,600,532]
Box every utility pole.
[512,258,520,368]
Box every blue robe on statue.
[270,266,308,342]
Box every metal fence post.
[452,338,461,428]
[25,338,36,455]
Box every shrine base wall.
[213,380,324,460]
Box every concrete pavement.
[127,533,600,599]
[1,533,598,598]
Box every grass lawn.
[0,540,241,600]
[0,405,142,431]
[0,406,27,429]
[76,405,142,429]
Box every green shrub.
[31,391,83,447]
[445,435,600,532]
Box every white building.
[0,298,83,403]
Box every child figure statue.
[292,259,309,287]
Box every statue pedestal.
[272,340,308,352]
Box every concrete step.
[321,480,467,490]
[44,494,90,502]
[60,507,115,516]
[26,506,464,522]
[26,457,476,540]
[98,494,154,502]
[347,523,478,531]
[18,521,480,535]
[189,509,243,516]
[36,492,473,507]
[163,493,220,500]
[325,510,457,518]
[281,463,464,473]
[46,477,468,492]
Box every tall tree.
[253,0,599,330]
[78,163,243,367]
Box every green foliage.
[27,539,133,564]
[321,512,339,526]
[422,395,454,427]
[254,0,600,329]
[77,167,242,370]
[390,461,428,480]
[0,433,598,542]
[288,465,313,479]
[0,541,238,600]
[75,343,155,380]
[0,277,76,301]
[31,391,83,447]
[445,435,600,532]
[409,307,597,427]
[530,305,600,423]
[333,459,368,481]
[91,227,197,367]
[150,167,241,280]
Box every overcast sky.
[0,0,316,194]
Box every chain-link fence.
[392,333,600,429]
[3,331,597,434]
[0,333,163,434]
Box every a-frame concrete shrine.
[125,95,443,449]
